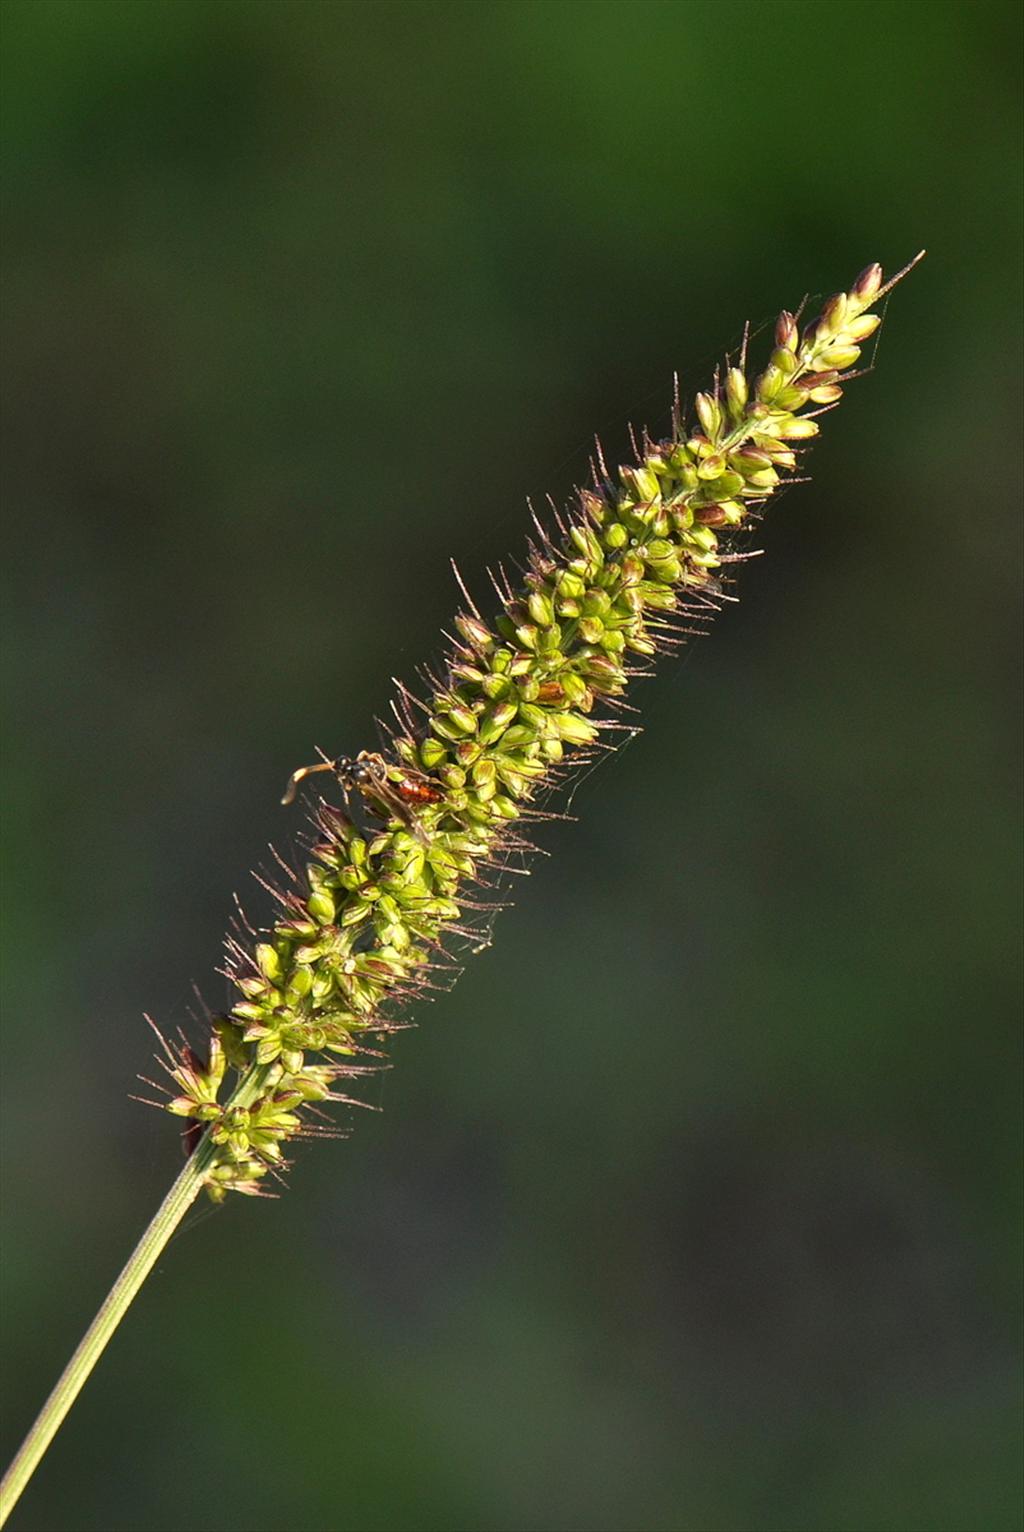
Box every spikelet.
[149,255,923,1200]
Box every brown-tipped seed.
[801,318,824,350]
[795,369,839,391]
[455,613,493,652]
[853,262,883,303]
[775,310,799,350]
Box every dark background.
[2,3,1021,1530]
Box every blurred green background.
[1,2,1021,1529]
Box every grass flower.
[0,253,922,1526]
[158,251,923,1200]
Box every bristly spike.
[141,257,918,1204]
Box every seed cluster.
[153,260,903,1199]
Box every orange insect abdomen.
[396,778,443,804]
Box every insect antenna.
[280,756,339,807]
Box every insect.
[281,749,442,842]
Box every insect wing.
[360,760,433,843]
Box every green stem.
[0,1136,216,1528]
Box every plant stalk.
[0,1136,216,1528]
